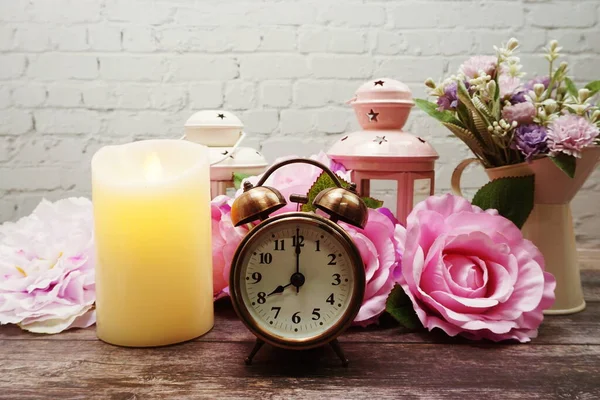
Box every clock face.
[230,213,365,348]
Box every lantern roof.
[209,147,268,180]
[351,78,414,105]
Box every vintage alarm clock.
[229,158,368,366]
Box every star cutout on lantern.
[221,150,229,155]
[374,136,387,145]
[417,137,426,143]
[374,80,384,86]
[367,109,379,122]
[340,136,348,141]
[217,113,226,120]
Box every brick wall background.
[0,0,599,248]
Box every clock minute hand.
[267,282,292,297]
[295,228,301,293]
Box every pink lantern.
[328,78,439,225]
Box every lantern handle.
[254,158,346,189]
[180,131,247,166]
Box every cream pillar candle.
[91,139,213,347]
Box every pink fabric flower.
[0,198,96,334]
[499,74,522,98]
[459,56,497,79]
[547,114,599,158]
[501,102,536,124]
[238,152,351,216]
[399,194,555,342]
[211,195,249,300]
[341,208,406,327]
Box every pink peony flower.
[547,114,599,158]
[238,152,351,216]
[340,208,406,327]
[398,194,555,342]
[502,102,536,124]
[0,198,96,334]
[211,195,249,300]
[459,56,497,79]
[499,74,522,98]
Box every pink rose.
[399,194,555,342]
[502,102,536,125]
[340,208,406,327]
[211,195,249,300]
[238,152,351,216]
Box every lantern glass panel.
[413,178,431,207]
[366,180,398,215]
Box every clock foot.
[245,339,265,365]
[329,339,349,367]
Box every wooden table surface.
[1,267,599,399]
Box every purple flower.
[511,124,548,160]
[547,114,599,157]
[511,76,550,104]
[436,82,458,111]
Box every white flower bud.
[542,99,558,114]
[578,88,591,103]
[549,40,559,51]
[507,38,519,51]
[533,83,545,97]
[425,78,436,89]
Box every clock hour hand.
[267,282,292,297]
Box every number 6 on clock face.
[229,212,365,350]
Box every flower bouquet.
[416,38,600,314]
[418,38,599,173]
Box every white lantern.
[184,110,268,198]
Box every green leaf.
[564,77,578,97]
[385,285,422,330]
[550,153,577,178]
[471,175,535,229]
[585,80,600,95]
[414,98,464,126]
[361,196,384,209]
[233,172,252,190]
[301,171,351,213]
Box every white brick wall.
[0,0,599,248]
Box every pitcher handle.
[451,158,481,197]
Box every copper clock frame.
[229,212,366,352]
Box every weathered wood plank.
[580,249,600,271]
[0,340,598,400]
[582,270,600,300]
[2,297,600,345]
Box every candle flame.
[144,152,163,182]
